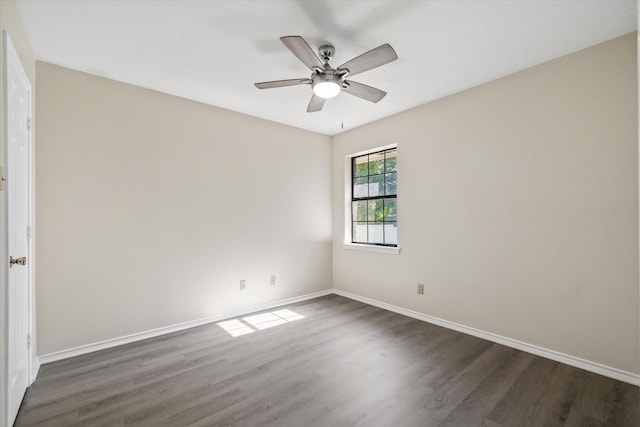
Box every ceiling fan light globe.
[313,81,341,99]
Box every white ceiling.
[16,0,637,136]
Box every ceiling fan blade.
[307,94,326,112]
[343,80,387,103]
[337,44,397,77]
[280,36,325,71]
[255,78,311,89]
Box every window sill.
[343,243,400,255]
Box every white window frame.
[343,144,400,254]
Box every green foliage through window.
[351,148,397,246]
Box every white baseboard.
[38,289,333,365]
[37,287,639,387]
[333,289,640,387]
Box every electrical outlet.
[240,280,246,290]
[270,275,276,285]
[417,283,424,295]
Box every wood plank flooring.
[15,295,639,426]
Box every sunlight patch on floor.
[217,309,305,337]
[216,319,255,337]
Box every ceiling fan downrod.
[318,45,335,65]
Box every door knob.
[9,256,26,267]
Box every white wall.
[0,0,36,422]
[332,33,639,374]
[35,63,332,355]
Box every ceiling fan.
[255,36,398,112]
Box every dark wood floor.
[15,295,639,426]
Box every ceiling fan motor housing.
[312,70,341,86]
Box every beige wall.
[35,62,332,355]
[0,0,36,422]
[33,31,640,377]
[332,33,639,374]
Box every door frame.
[3,30,36,425]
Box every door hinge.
[26,224,32,240]
[26,116,32,131]
[27,333,31,349]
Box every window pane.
[385,172,397,195]
[368,223,385,244]
[352,222,368,243]
[385,149,397,172]
[383,199,397,221]
[350,148,397,247]
[369,152,385,175]
[354,156,369,177]
[369,174,384,196]
[352,201,367,221]
[353,177,368,198]
[384,222,397,245]
[367,200,383,222]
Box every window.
[351,147,397,246]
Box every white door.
[5,32,32,426]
